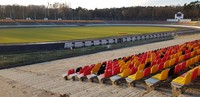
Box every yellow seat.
[194,55,200,63]
[134,61,140,67]
[164,60,170,68]
[179,55,184,62]
[196,49,200,55]
[186,59,192,67]
[120,65,127,72]
[91,63,101,73]
[190,51,196,57]
[169,58,176,66]
[138,64,145,70]
[172,72,192,85]
[150,65,159,74]
[118,68,130,77]
[128,70,144,80]
[152,69,170,81]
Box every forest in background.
[0,1,199,21]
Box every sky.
[0,0,196,9]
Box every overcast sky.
[0,0,195,9]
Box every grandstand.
[63,39,200,97]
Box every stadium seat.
[179,55,184,62]
[181,61,187,70]
[112,66,120,75]
[130,66,138,75]
[158,62,164,70]
[120,65,127,72]
[100,69,112,78]
[172,72,192,85]
[128,70,144,80]
[191,67,199,80]
[143,67,151,77]
[138,63,145,70]
[174,64,182,74]
[152,69,170,81]
[118,68,130,77]
[164,60,170,68]
[66,69,75,76]
[150,65,159,74]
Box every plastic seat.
[112,67,120,75]
[164,60,170,68]
[120,65,127,72]
[179,55,184,62]
[66,69,75,76]
[130,66,138,75]
[158,62,164,70]
[198,66,200,76]
[181,61,186,70]
[191,67,199,80]
[169,58,176,66]
[134,61,140,67]
[186,59,192,68]
[128,70,144,80]
[143,67,151,77]
[100,69,112,78]
[152,69,170,81]
[150,65,159,74]
[172,72,192,85]
[118,68,130,77]
[138,63,145,71]
[174,64,182,74]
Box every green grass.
[0,26,178,44]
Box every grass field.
[0,26,178,44]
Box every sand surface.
[0,34,200,97]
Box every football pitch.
[0,26,178,44]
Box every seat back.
[120,65,127,72]
[158,62,164,70]
[112,67,120,75]
[134,70,144,80]
[103,69,113,78]
[182,72,192,85]
[160,69,170,80]
[181,61,186,70]
[179,55,184,62]
[174,64,181,74]
[120,68,130,77]
[130,66,138,75]
[138,63,145,71]
[150,65,158,74]
[164,60,170,68]
[143,67,150,77]
[191,68,199,80]
[67,69,75,75]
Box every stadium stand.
[63,39,200,96]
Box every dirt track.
[0,34,200,97]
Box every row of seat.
[0,19,104,23]
[64,39,200,83]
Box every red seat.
[128,63,134,69]
[143,67,150,77]
[79,66,89,74]
[175,57,179,64]
[82,68,91,76]
[191,68,199,80]
[66,69,75,76]
[158,62,164,70]
[181,61,186,70]
[130,66,138,75]
[112,67,120,75]
[174,64,181,74]
[100,69,112,78]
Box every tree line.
[0,1,199,21]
